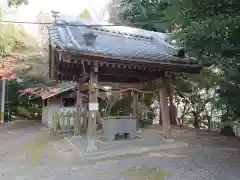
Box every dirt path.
[142,126,240,149]
[0,122,240,180]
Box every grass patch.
[124,168,170,180]
[87,153,145,165]
[11,135,62,163]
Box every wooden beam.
[57,62,164,78]
[98,75,145,83]
[98,66,164,78]
[66,50,198,66]
[159,78,171,138]
[78,82,154,92]
[55,49,201,75]
[87,63,98,152]
[57,71,158,83]
[75,82,82,135]
[99,82,152,89]
[48,43,52,78]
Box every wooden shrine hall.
[48,13,201,151]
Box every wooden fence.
[52,112,75,135]
[51,112,240,137]
[211,120,240,136]
[51,111,88,136]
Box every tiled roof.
[48,14,188,62]
[33,81,108,100]
[24,82,76,100]
[37,82,108,101]
[39,83,76,99]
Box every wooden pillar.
[132,93,139,130]
[158,95,162,125]
[159,78,171,138]
[51,47,56,78]
[83,106,88,132]
[87,63,98,152]
[168,75,177,125]
[48,43,52,78]
[75,82,82,135]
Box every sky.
[2,0,110,35]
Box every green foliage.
[117,0,170,32]
[165,0,240,121]
[79,9,91,19]
[7,78,42,120]
[15,106,31,119]
[0,24,23,55]
[165,0,240,65]
[0,0,54,120]
[7,0,28,7]
[100,92,153,117]
[124,168,170,180]
[100,93,122,116]
[0,0,30,55]
[100,93,134,116]
[174,68,218,127]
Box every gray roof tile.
[48,15,186,62]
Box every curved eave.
[55,47,201,74]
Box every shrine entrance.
[48,13,201,151]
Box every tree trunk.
[158,97,162,125]
[207,116,211,131]
[169,105,177,125]
[168,74,177,125]
[193,112,200,128]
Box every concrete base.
[102,117,137,141]
[64,131,187,161]
[163,138,175,143]
[72,135,82,140]
[84,142,188,161]
[86,139,98,152]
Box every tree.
[35,10,52,49]
[174,68,219,128]
[109,0,171,32]
[0,24,20,55]
[164,0,239,64]
[164,0,240,123]
[0,0,29,55]
[108,0,124,23]
[7,0,28,7]
[0,1,57,120]
[79,9,92,19]
[79,7,108,21]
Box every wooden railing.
[52,112,75,135]
[52,111,88,135]
[211,121,240,136]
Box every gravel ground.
[0,121,240,180]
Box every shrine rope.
[89,84,159,94]
[109,88,158,94]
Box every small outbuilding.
[39,83,78,127]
